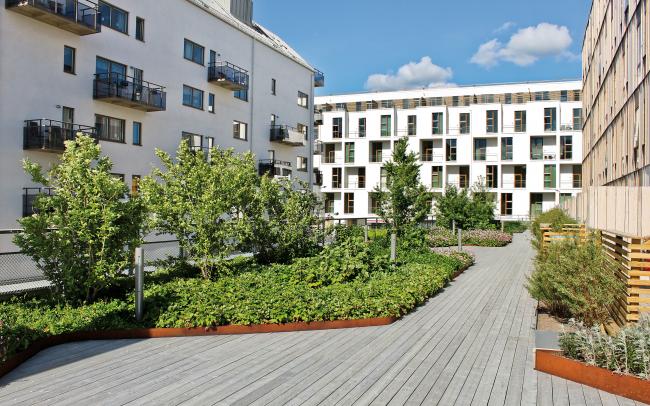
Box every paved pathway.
[0,233,645,405]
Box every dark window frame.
[298,91,309,108]
[135,17,145,41]
[432,112,443,135]
[64,45,76,74]
[233,120,248,141]
[182,85,204,110]
[95,114,126,143]
[486,110,498,133]
[98,1,128,34]
[132,121,142,146]
[208,93,215,114]
[183,39,205,65]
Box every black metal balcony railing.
[23,119,96,152]
[270,125,305,146]
[93,73,166,112]
[314,69,325,88]
[208,62,249,91]
[23,187,54,217]
[6,0,101,35]
[258,159,292,178]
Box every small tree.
[465,178,496,230]
[141,142,258,279]
[251,177,321,264]
[434,178,495,230]
[14,135,146,304]
[433,185,470,230]
[372,138,432,235]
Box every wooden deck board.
[0,232,645,406]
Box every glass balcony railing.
[314,69,325,88]
[93,73,166,112]
[270,125,305,147]
[23,119,96,152]
[208,62,249,91]
[5,0,101,35]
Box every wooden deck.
[0,233,646,405]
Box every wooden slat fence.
[540,224,587,250]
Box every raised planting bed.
[535,349,650,404]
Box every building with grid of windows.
[582,0,649,187]
[0,0,321,249]
[314,81,584,222]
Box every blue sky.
[254,0,591,95]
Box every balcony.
[6,0,101,35]
[370,151,391,163]
[258,159,292,179]
[23,187,53,217]
[23,119,96,152]
[93,73,166,112]
[314,69,325,88]
[270,125,305,147]
[208,62,249,91]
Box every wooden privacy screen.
[539,224,587,250]
[600,231,650,325]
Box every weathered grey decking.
[0,233,646,405]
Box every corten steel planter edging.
[0,262,474,379]
[535,349,650,404]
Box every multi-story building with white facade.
[0,0,322,248]
[314,81,583,223]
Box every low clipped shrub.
[527,234,623,326]
[560,316,650,380]
[462,229,512,247]
[428,227,457,247]
[503,221,529,234]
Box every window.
[99,2,128,34]
[63,46,75,74]
[234,89,248,102]
[271,79,276,95]
[544,165,556,188]
[95,56,126,77]
[380,167,388,188]
[358,167,366,188]
[131,175,141,196]
[544,107,557,131]
[371,143,384,162]
[486,110,498,133]
[381,100,393,108]
[432,112,443,135]
[204,136,214,150]
[355,102,362,112]
[560,136,573,159]
[459,167,470,188]
[474,138,487,161]
[233,121,247,141]
[297,156,308,172]
[486,165,498,188]
[514,111,526,132]
[182,132,204,150]
[446,139,457,161]
[573,108,583,130]
[381,115,392,137]
[370,196,380,214]
[95,114,125,143]
[333,117,343,138]
[345,142,355,163]
[502,137,513,160]
[208,93,215,113]
[505,93,512,104]
[183,85,203,110]
[132,122,142,145]
[530,137,544,160]
[560,193,572,206]
[432,166,443,188]
[184,39,204,65]
[332,168,342,188]
[62,106,74,128]
[135,17,145,41]
[459,113,470,134]
[573,90,581,101]
[452,96,459,106]
[560,90,568,102]
[297,123,308,141]
[344,193,354,214]
[402,99,410,109]
[407,115,417,136]
[324,193,335,213]
[514,165,526,188]
[572,165,582,188]
[358,118,366,138]
[501,193,513,215]
[298,91,309,108]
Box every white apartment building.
[314,81,583,223]
[0,0,322,249]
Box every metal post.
[364,219,369,242]
[501,220,505,232]
[390,232,397,262]
[452,219,456,234]
[135,247,144,322]
[458,228,463,251]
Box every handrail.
[6,0,101,31]
[94,72,165,91]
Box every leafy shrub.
[290,236,390,287]
[531,208,577,248]
[428,227,457,247]
[503,221,529,234]
[14,135,146,304]
[434,249,476,269]
[560,316,650,379]
[434,180,496,230]
[527,234,623,326]
[463,229,512,247]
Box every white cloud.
[365,57,453,91]
[471,23,574,68]
[494,21,516,33]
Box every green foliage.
[503,221,529,234]
[434,179,496,230]
[428,227,511,247]
[290,236,390,287]
[251,178,321,264]
[531,208,577,248]
[372,138,432,234]
[526,234,623,326]
[141,141,259,279]
[560,316,650,379]
[14,135,146,304]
